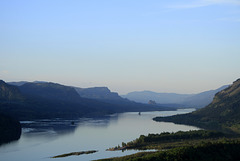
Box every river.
[0,109,199,161]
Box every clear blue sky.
[1,0,240,94]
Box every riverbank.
[0,110,198,161]
[96,140,240,161]
[97,130,240,161]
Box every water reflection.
[20,108,196,138]
[0,109,199,161]
[20,115,116,136]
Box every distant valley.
[96,78,240,161]
[1,78,240,161]
[154,78,240,134]
[9,81,228,109]
[122,85,228,108]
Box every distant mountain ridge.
[9,81,131,103]
[0,80,24,101]
[122,85,229,108]
[7,81,29,86]
[154,79,240,133]
[9,81,134,106]
[75,87,121,100]
[122,91,192,104]
[75,87,131,105]
[181,85,229,108]
[1,80,167,120]
[19,82,81,103]
[1,81,115,120]
[7,80,228,109]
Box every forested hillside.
[154,79,240,133]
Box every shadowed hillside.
[0,113,21,145]
[154,79,240,133]
[1,81,120,120]
[75,87,131,104]
[0,80,24,101]
[19,82,82,103]
[0,80,169,120]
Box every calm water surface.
[0,109,199,161]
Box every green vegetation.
[98,140,240,161]
[2,78,240,160]
[52,150,98,158]
[101,79,240,160]
[154,79,240,134]
[107,130,231,151]
[126,130,227,150]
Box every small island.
[51,150,98,158]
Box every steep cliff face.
[75,87,124,101]
[75,87,133,106]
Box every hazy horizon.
[4,79,230,95]
[1,0,240,95]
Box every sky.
[0,0,240,94]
